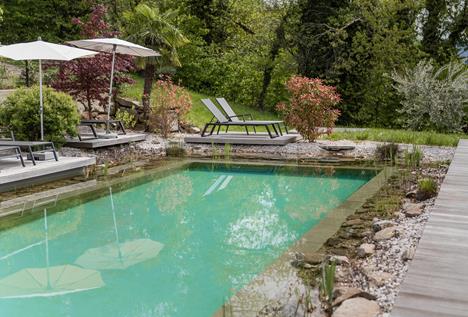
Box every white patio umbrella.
[67,38,160,134]
[0,38,98,140]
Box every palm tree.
[123,4,189,124]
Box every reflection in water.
[0,164,374,317]
[75,187,164,270]
[0,209,104,299]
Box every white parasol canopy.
[67,38,160,134]
[0,39,98,140]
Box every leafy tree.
[421,0,467,64]
[0,0,91,44]
[51,5,134,119]
[123,3,189,122]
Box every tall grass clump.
[320,260,336,316]
[375,143,399,164]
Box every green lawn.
[121,75,466,146]
[325,128,465,147]
[120,74,279,129]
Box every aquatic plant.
[320,259,336,316]
[375,143,399,164]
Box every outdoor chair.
[200,99,284,138]
[0,127,58,166]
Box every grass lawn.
[120,75,279,129]
[325,128,465,147]
[121,75,466,146]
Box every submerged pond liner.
[0,159,392,317]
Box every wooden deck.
[65,133,147,149]
[392,139,468,317]
[0,156,96,192]
[185,133,301,146]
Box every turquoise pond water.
[0,163,376,317]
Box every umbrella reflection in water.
[0,209,105,298]
[75,187,164,270]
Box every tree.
[51,5,134,119]
[123,3,189,126]
[422,0,467,64]
[0,1,90,44]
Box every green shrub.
[115,108,137,129]
[392,61,467,133]
[417,178,437,201]
[375,143,399,164]
[0,86,79,144]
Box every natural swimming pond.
[0,162,377,317]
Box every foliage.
[404,145,424,168]
[421,0,468,64]
[115,108,137,129]
[320,259,336,316]
[0,86,79,144]
[0,1,90,44]
[417,177,438,200]
[375,143,399,164]
[123,3,189,117]
[51,5,134,118]
[392,60,468,133]
[326,128,464,147]
[277,76,341,141]
[148,79,192,137]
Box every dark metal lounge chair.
[200,99,284,138]
[215,97,289,135]
[0,128,58,166]
[78,120,127,141]
[0,145,25,167]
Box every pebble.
[373,227,398,241]
[357,243,376,258]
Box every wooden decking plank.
[391,139,468,317]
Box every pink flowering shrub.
[277,76,341,142]
[149,79,192,137]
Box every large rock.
[333,287,376,307]
[404,203,424,217]
[115,96,141,109]
[373,227,398,241]
[357,243,375,258]
[333,298,380,317]
[372,219,395,232]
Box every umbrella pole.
[39,59,44,141]
[107,45,116,134]
[109,187,123,260]
[44,208,51,289]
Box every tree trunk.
[142,63,156,131]
[257,17,286,110]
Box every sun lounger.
[0,128,58,166]
[0,145,25,167]
[0,141,58,165]
[78,120,127,140]
[215,97,289,135]
[200,99,284,138]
